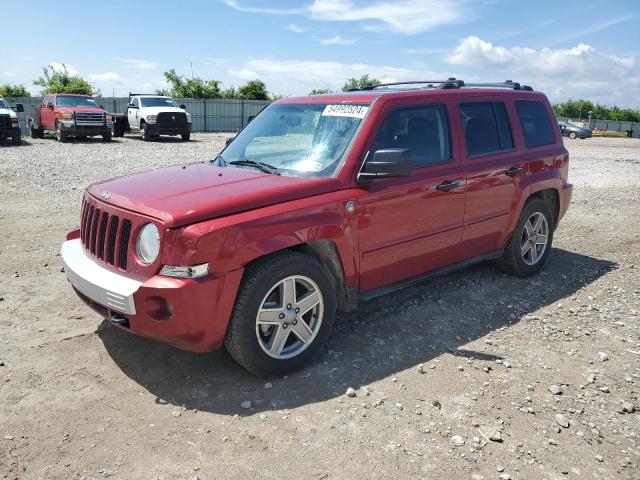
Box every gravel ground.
[0,135,638,480]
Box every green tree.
[238,80,270,100]
[33,64,97,96]
[553,98,640,122]
[342,74,381,92]
[0,83,30,97]
[309,88,333,95]
[158,69,223,98]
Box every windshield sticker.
[322,104,369,119]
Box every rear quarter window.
[516,100,556,148]
[459,101,514,157]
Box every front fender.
[162,189,361,288]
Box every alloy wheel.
[520,212,549,266]
[255,275,324,360]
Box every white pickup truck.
[0,95,21,145]
[112,94,192,141]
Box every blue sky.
[1,0,639,106]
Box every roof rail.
[463,80,534,91]
[348,78,533,92]
[349,78,465,91]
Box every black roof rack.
[349,78,533,92]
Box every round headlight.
[136,223,160,264]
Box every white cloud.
[47,62,79,76]
[120,58,160,70]
[288,23,304,33]
[228,59,452,96]
[225,0,468,34]
[447,36,639,106]
[88,72,125,83]
[320,35,357,45]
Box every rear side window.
[372,104,451,168]
[516,100,555,148]
[459,102,513,157]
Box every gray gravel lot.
[0,135,638,480]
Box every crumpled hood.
[87,163,342,228]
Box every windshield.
[0,97,9,109]
[139,97,178,108]
[218,103,369,177]
[57,96,99,108]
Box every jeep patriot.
[61,79,573,375]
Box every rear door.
[458,100,524,258]
[358,101,466,292]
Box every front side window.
[516,100,555,148]
[372,104,451,168]
[0,96,9,109]
[140,97,178,108]
[218,103,369,178]
[460,101,514,157]
[56,96,99,108]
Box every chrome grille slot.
[75,112,105,126]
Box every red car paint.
[66,87,572,353]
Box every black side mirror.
[15,103,24,113]
[358,149,412,182]
[179,104,186,110]
[99,104,104,110]
[225,137,234,146]
[49,104,54,110]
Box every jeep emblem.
[100,191,112,200]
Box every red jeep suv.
[61,79,572,375]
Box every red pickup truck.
[61,79,572,375]
[28,93,113,142]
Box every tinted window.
[373,104,451,168]
[516,100,555,148]
[460,102,513,157]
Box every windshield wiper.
[229,159,279,175]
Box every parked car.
[558,121,592,139]
[112,94,192,141]
[60,79,572,375]
[28,94,113,142]
[0,95,22,145]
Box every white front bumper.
[61,239,142,315]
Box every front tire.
[181,133,191,141]
[498,198,554,277]
[224,252,336,376]
[102,131,112,142]
[11,133,21,145]
[140,122,152,141]
[56,121,67,142]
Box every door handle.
[505,166,524,177]
[435,180,460,192]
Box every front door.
[127,97,140,129]
[358,103,466,292]
[40,95,54,130]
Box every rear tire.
[569,132,577,139]
[224,252,336,376]
[29,122,43,139]
[181,133,191,141]
[11,133,21,145]
[497,198,554,277]
[113,122,125,137]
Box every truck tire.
[497,198,554,277]
[181,133,191,141]
[11,132,21,145]
[113,122,125,137]
[102,131,112,142]
[56,121,67,143]
[140,121,152,141]
[224,251,337,376]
